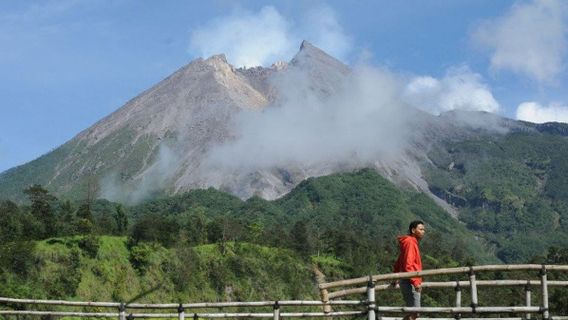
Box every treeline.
[1,184,128,242]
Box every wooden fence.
[0,264,567,319]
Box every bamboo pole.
[320,289,332,313]
[0,296,120,307]
[0,297,364,309]
[273,301,280,320]
[377,318,525,320]
[128,311,367,318]
[374,306,541,313]
[469,268,478,312]
[179,304,185,320]
[314,265,332,314]
[367,279,376,320]
[525,282,531,320]
[119,303,126,320]
[541,265,549,320]
[455,280,461,308]
[327,280,568,299]
[179,300,363,308]
[0,310,119,317]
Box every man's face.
[412,224,426,240]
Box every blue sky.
[1,0,568,173]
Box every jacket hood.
[398,235,417,245]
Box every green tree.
[76,202,94,234]
[184,209,208,245]
[0,200,23,242]
[57,200,77,236]
[290,220,312,257]
[114,204,128,234]
[23,184,57,238]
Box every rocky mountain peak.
[203,54,233,71]
[293,40,348,70]
[299,40,316,51]
[285,40,350,97]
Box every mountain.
[1,40,568,244]
[0,41,353,203]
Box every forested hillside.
[2,169,568,312]
[0,170,488,302]
[424,128,568,262]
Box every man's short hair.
[408,220,424,234]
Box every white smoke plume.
[201,65,409,172]
[516,101,568,123]
[403,66,500,115]
[100,144,180,204]
[188,5,352,67]
[472,0,568,83]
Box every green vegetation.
[0,169,491,306]
[424,131,568,262]
[1,163,568,312]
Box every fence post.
[540,265,549,320]
[523,281,531,320]
[455,280,462,307]
[119,303,126,320]
[367,277,376,320]
[178,304,185,320]
[273,301,280,320]
[321,288,332,314]
[468,267,478,313]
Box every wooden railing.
[1,264,567,319]
[320,264,568,320]
[0,298,365,319]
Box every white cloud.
[188,5,352,67]
[189,6,295,68]
[202,65,410,170]
[303,5,352,62]
[403,66,500,115]
[516,101,568,123]
[473,0,568,83]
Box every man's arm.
[403,241,422,289]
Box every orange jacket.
[393,235,422,287]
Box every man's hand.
[414,285,422,292]
[390,280,399,288]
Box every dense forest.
[1,169,568,314]
[425,131,568,262]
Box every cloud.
[302,5,352,62]
[189,6,294,68]
[516,101,568,123]
[201,64,410,171]
[188,5,352,67]
[472,0,568,83]
[403,66,500,115]
[100,144,181,204]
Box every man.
[393,220,425,320]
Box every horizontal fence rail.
[327,280,568,299]
[1,264,568,319]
